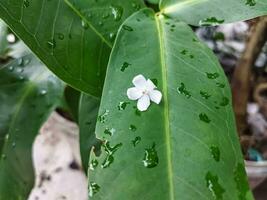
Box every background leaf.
[0,0,110,96]
[79,94,101,172]
[160,0,267,26]
[64,0,145,46]
[89,9,252,200]
[0,54,64,200]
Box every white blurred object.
[247,103,267,136]
[8,41,31,58]
[28,112,88,200]
[6,33,15,43]
[217,22,249,40]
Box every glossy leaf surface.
[0,0,110,96]
[64,0,145,47]
[89,9,252,200]
[0,54,64,199]
[160,0,267,26]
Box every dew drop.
[89,159,98,171]
[98,110,109,123]
[109,32,116,41]
[216,82,225,88]
[199,113,211,123]
[199,17,225,26]
[1,154,7,160]
[246,0,256,6]
[129,125,137,132]
[12,142,16,148]
[23,0,30,8]
[101,141,122,168]
[118,101,130,110]
[206,72,219,79]
[104,128,115,136]
[177,83,191,98]
[57,33,64,40]
[8,66,14,72]
[219,97,229,107]
[210,146,220,162]
[102,13,109,19]
[81,20,89,29]
[121,62,131,72]
[200,91,211,99]
[122,25,133,32]
[110,5,123,21]
[47,39,56,49]
[89,182,100,197]
[40,89,47,96]
[205,172,225,199]
[143,143,159,168]
[132,136,141,147]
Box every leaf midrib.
[155,14,174,200]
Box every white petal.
[146,79,156,91]
[127,87,142,100]
[149,90,162,104]
[133,74,147,89]
[137,95,150,111]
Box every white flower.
[127,74,162,111]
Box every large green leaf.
[64,0,145,47]
[0,0,110,96]
[160,0,267,26]
[88,9,252,200]
[79,94,101,171]
[0,54,64,200]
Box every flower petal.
[127,87,142,100]
[149,90,162,104]
[146,79,156,91]
[137,94,150,111]
[133,74,147,89]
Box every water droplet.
[98,21,103,26]
[143,143,159,168]
[57,33,64,40]
[40,89,47,96]
[12,142,16,148]
[206,72,219,79]
[90,159,98,170]
[177,83,191,98]
[216,82,225,88]
[104,128,115,136]
[8,66,14,71]
[98,110,109,123]
[122,25,133,32]
[210,146,220,162]
[121,62,131,72]
[205,172,225,199]
[109,32,116,41]
[18,58,24,66]
[132,136,141,147]
[81,20,89,29]
[47,39,56,49]
[101,141,122,168]
[133,106,141,116]
[220,97,229,106]
[23,0,30,8]
[199,17,225,26]
[131,2,141,10]
[1,154,7,160]
[129,125,137,132]
[118,101,130,110]
[200,91,211,99]
[199,113,211,123]
[110,5,123,21]
[102,13,109,19]
[246,0,256,6]
[89,182,100,197]
[180,49,188,55]
[234,163,250,200]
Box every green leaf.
[160,0,267,26]
[0,19,8,57]
[0,54,64,200]
[0,0,110,96]
[89,9,252,200]
[64,0,145,47]
[79,94,101,171]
